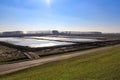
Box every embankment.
[0,40,120,62]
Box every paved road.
[0,44,120,75]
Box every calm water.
[28,36,100,42]
[0,37,101,48]
[0,37,73,48]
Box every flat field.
[0,45,120,80]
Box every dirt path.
[0,44,120,75]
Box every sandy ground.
[0,44,120,75]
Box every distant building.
[0,33,2,36]
[1,30,102,37]
[61,31,102,35]
[89,32,102,35]
[27,31,52,34]
[52,30,59,35]
[2,31,23,35]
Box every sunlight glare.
[45,0,52,7]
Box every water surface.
[28,36,100,42]
[0,37,73,48]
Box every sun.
[46,0,50,4]
[45,0,52,6]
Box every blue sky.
[0,0,120,32]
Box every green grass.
[0,46,120,80]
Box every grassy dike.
[0,46,120,80]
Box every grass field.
[0,46,120,80]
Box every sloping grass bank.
[0,46,120,80]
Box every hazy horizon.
[0,0,120,33]
[0,30,103,33]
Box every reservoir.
[27,36,100,42]
[0,37,73,48]
[0,37,100,48]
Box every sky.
[0,0,120,33]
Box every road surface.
[0,44,120,75]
